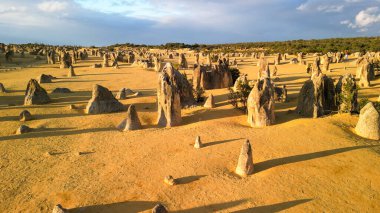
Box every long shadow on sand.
[172,200,247,213]
[182,108,242,125]
[254,145,378,174]
[232,199,312,213]
[204,138,244,147]
[176,175,207,185]
[0,127,114,141]
[69,201,158,213]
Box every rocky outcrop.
[85,84,124,114]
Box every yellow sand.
[0,53,379,212]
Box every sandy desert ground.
[1,53,380,212]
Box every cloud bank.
[0,0,379,46]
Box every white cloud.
[355,7,380,27]
[38,1,68,12]
[341,7,380,31]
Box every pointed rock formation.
[16,125,32,135]
[37,74,53,84]
[247,78,275,127]
[68,65,76,77]
[152,204,168,213]
[235,139,254,177]
[157,64,182,127]
[233,74,249,92]
[24,79,50,105]
[194,136,202,149]
[116,88,127,100]
[19,110,32,121]
[204,94,215,108]
[0,83,6,93]
[355,102,380,140]
[296,74,336,118]
[178,53,188,69]
[85,84,124,114]
[117,104,142,131]
[335,74,358,113]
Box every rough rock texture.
[85,84,124,114]
[355,102,380,140]
[157,64,182,127]
[192,63,232,90]
[68,66,76,77]
[102,53,109,67]
[233,74,249,92]
[204,94,216,108]
[358,60,371,88]
[51,88,72,93]
[117,104,142,131]
[296,74,336,118]
[37,74,53,84]
[0,83,6,93]
[247,78,275,127]
[335,74,358,113]
[194,136,202,149]
[16,125,32,135]
[116,88,127,100]
[161,63,195,106]
[178,53,188,69]
[274,85,288,103]
[24,79,50,105]
[152,204,168,213]
[257,58,270,79]
[235,139,254,177]
[19,110,32,121]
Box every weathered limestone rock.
[235,139,254,177]
[24,79,50,105]
[274,53,281,65]
[194,136,202,149]
[85,84,124,114]
[161,63,195,106]
[204,94,215,108]
[52,204,67,213]
[296,74,336,118]
[152,204,168,213]
[16,125,32,135]
[37,74,53,83]
[274,85,288,103]
[60,52,71,69]
[335,74,358,113]
[68,65,75,77]
[358,60,371,88]
[117,104,142,131]
[233,74,249,92]
[102,53,110,67]
[51,88,72,93]
[355,102,380,140]
[116,88,127,100]
[178,53,188,69]
[164,175,177,186]
[157,64,182,127]
[192,63,232,90]
[257,58,270,79]
[247,78,275,127]
[91,63,102,68]
[19,110,32,121]
[0,83,6,93]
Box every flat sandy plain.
[0,53,379,212]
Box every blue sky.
[0,0,379,46]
